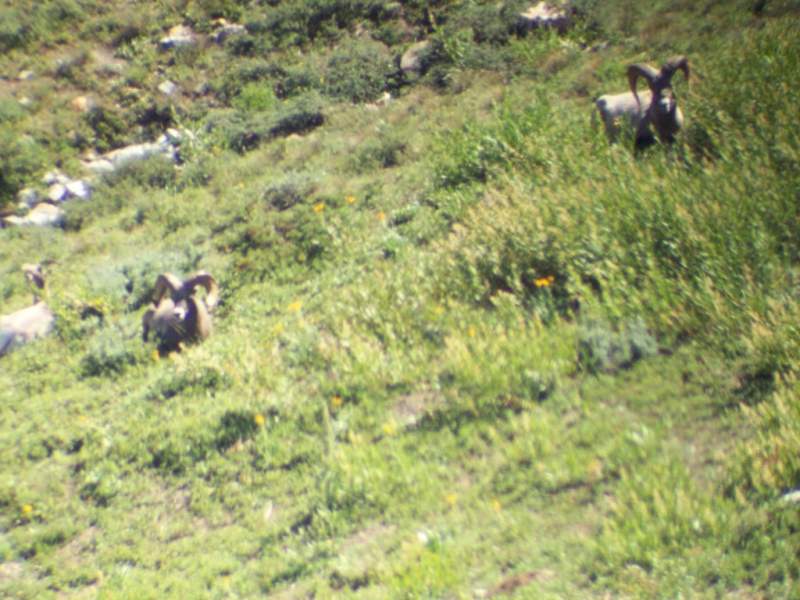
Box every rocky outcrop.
[3,202,65,228]
[82,128,185,175]
[517,2,572,34]
[159,25,196,51]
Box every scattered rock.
[517,2,572,35]
[781,490,800,504]
[70,95,96,112]
[400,41,432,76]
[212,19,246,44]
[17,70,35,81]
[47,183,70,203]
[158,80,178,96]
[365,91,392,111]
[66,179,92,200]
[18,97,32,108]
[4,203,65,228]
[83,131,184,175]
[42,170,69,186]
[17,188,40,208]
[159,25,196,51]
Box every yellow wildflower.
[313,202,325,213]
[491,499,502,513]
[534,274,556,288]
[376,210,386,222]
[467,325,477,338]
[346,195,356,205]
[21,504,33,516]
[382,420,397,437]
[254,413,266,427]
[287,300,302,313]
[272,322,285,335]
[445,493,458,508]
[331,395,343,410]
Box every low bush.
[323,38,397,103]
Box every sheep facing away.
[142,272,218,354]
[0,264,54,357]
[595,56,690,150]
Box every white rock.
[400,41,431,75]
[17,188,40,208]
[213,23,246,44]
[781,490,800,504]
[84,158,115,175]
[165,128,184,144]
[70,95,96,112]
[18,97,32,108]
[4,203,65,228]
[105,142,166,168]
[17,70,35,81]
[159,25,196,51]
[47,183,69,203]
[158,80,178,96]
[42,170,69,186]
[518,2,571,34]
[66,180,92,200]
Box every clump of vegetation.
[1,1,799,598]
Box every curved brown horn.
[182,272,218,311]
[627,63,660,107]
[152,273,183,304]
[661,55,690,83]
[184,297,213,341]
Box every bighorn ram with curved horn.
[595,56,690,150]
[1,264,55,357]
[142,272,218,354]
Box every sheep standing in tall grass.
[0,264,54,357]
[142,272,219,354]
[595,56,690,150]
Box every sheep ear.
[627,63,660,105]
[22,264,45,290]
[661,55,690,84]
[182,272,218,311]
[152,273,183,304]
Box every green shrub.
[350,130,406,172]
[104,154,177,190]
[261,172,315,211]
[204,93,323,153]
[577,317,658,373]
[0,8,27,51]
[0,132,47,209]
[82,106,130,153]
[323,38,396,103]
[80,324,144,378]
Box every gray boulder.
[159,25,196,51]
[517,2,572,34]
[4,203,65,228]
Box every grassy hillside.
[2,0,799,597]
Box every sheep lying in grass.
[595,56,690,150]
[0,264,54,357]
[142,272,218,354]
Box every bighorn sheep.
[0,264,55,357]
[595,56,690,149]
[142,272,218,354]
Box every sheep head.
[627,56,690,144]
[142,271,218,354]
